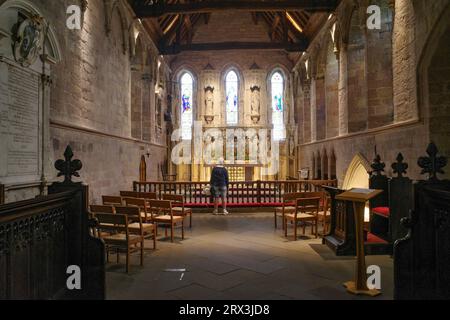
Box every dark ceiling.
[129,0,338,54]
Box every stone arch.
[130,34,147,140]
[417,3,450,173]
[342,153,371,189]
[325,31,339,138]
[367,0,394,129]
[131,34,145,70]
[322,149,329,180]
[129,18,150,60]
[336,0,358,47]
[347,5,368,133]
[0,0,62,64]
[315,43,327,141]
[105,0,128,54]
[329,149,337,180]
[316,151,322,180]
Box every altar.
[204,162,263,181]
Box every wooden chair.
[162,194,193,228]
[123,197,152,223]
[300,191,325,208]
[140,192,158,201]
[90,205,115,214]
[317,195,331,235]
[115,206,157,250]
[103,196,123,206]
[89,205,115,237]
[285,197,320,240]
[120,191,140,198]
[149,200,184,243]
[95,213,144,273]
[274,192,304,229]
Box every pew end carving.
[394,143,450,300]
[0,146,105,300]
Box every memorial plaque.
[0,61,40,179]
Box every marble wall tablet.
[0,61,40,180]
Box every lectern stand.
[336,188,383,297]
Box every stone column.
[338,45,349,136]
[302,79,311,143]
[40,72,53,194]
[393,0,417,123]
[310,76,317,143]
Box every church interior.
[0,0,449,301]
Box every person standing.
[210,158,229,215]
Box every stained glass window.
[271,72,285,141]
[226,71,239,125]
[181,73,193,140]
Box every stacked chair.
[274,191,330,241]
[90,191,191,273]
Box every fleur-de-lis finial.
[418,142,447,181]
[392,153,408,178]
[371,154,385,176]
[55,146,83,184]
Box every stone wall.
[295,0,450,183]
[0,0,169,203]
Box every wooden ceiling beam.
[270,13,281,41]
[184,15,193,44]
[251,12,259,25]
[160,41,308,55]
[132,0,338,18]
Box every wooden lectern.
[336,188,383,297]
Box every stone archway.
[342,153,371,190]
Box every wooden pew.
[0,146,105,299]
[394,143,450,299]
[369,154,413,244]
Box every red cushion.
[366,232,388,244]
[372,207,390,217]
[185,203,212,208]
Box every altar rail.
[0,186,105,300]
[133,180,337,207]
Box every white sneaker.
[223,210,229,215]
[213,210,219,215]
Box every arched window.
[225,70,239,125]
[180,72,194,140]
[271,72,285,141]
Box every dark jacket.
[210,166,229,187]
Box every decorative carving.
[204,86,214,124]
[55,146,83,184]
[11,15,45,67]
[203,63,214,70]
[41,74,52,86]
[392,153,408,178]
[81,0,89,13]
[289,134,295,156]
[436,209,450,230]
[370,154,385,176]
[418,142,447,181]
[250,85,261,124]
[250,62,260,70]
